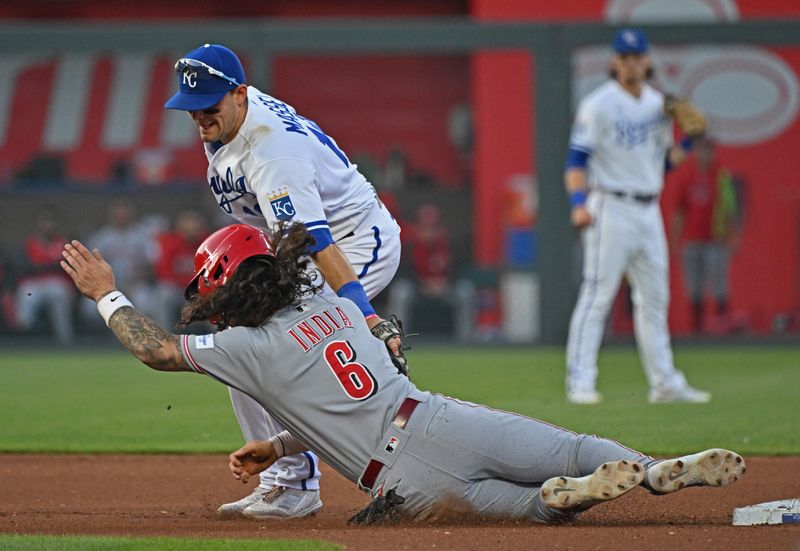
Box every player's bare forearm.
[108,308,189,372]
[310,243,360,292]
[564,167,589,193]
[61,239,189,373]
[565,168,593,228]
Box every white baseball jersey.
[204,86,382,250]
[570,81,673,195]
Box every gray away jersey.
[180,294,417,482]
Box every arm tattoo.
[108,307,189,372]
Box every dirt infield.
[1,455,798,550]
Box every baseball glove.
[370,315,409,377]
[664,95,707,137]
[347,488,406,525]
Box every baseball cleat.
[646,448,745,494]
[217,486,272,516]
[242,487,323,519]
[648,385,711,404]
[540,460,645,511]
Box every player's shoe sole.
[540,459,645,511]
[646,448,745,494]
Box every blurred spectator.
[671,137,745,334]
[80,198,157,326]
[387,203,474,340]
[150,209,208,328]
[381,146,408,192]
[14,208,76,345]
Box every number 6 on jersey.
[324,340,377,400]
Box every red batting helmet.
[185,224,274,300]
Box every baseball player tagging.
[164,44,401,518]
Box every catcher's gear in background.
[370,315,409,377]
[664,96,707,137]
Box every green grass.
[0,345,798,455]
[0,535,338,550]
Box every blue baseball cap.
[164,44,246,111]
[612,29,650,55]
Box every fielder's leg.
[566,194,629,403]
[221,388,321,518]
[627,209,709,403]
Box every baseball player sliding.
[163,44,405,518]
[59,223,745,524]
[565,29,710,405]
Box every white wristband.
[96,291,133,327]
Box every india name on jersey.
[570,81,673,195]
[205,87,379,240]
[180,294,417,483]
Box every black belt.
[608,190,658,204]
[358,398,421,491]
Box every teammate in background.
[163,44,403,518]
[151,209,208,329]
[15,207,75,345]
[564,29,710,405]
[59,223,745,524]
[81,197,158,328]
[670,137,743,334]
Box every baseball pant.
[230,205,402,490]
[566,193,689,394]
[364,393,655,522]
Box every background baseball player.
[59,223,745,524]
[564,29,711,405]
[163,44,405,518]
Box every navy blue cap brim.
[164,89,228,111]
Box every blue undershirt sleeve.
[307,227,335,253]
[565,147,590,170]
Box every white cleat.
[648,385,711,404]
[217,486,272,517]
[242,487,323,519]
[567,390,603,405]
[646,448,746,494]
[540,460,645,511]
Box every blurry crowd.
[0,198,211,345]
[0,191,479,346]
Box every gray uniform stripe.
[102,53,152,149]
[43,53,95,151]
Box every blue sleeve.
[307,226,335,253]
[565,147,590,170]
[337,281,376,318]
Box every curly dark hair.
[178,223,323,329]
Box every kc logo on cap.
[182,70,198,88]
